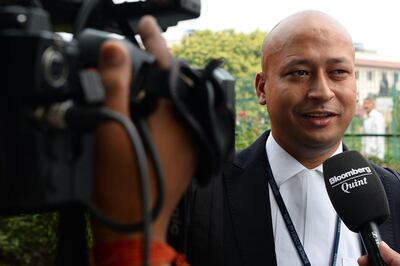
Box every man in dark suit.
[186,10,400,266]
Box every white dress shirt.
[362,108,385,160]
[266,134,362,266]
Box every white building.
[355,51,400,100]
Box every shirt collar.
[265,133,342,186]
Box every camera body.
[0,0,203,213]
[1,6,81,107]
[1,0,202,106]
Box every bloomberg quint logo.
[328,167,372,193]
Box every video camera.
[0,0,235,217]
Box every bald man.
[184,10,400,266]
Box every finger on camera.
[99,40,131,114]
[137,15,172,69]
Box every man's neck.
[271,133,341,169]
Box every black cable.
[67,107,151,266]
[73,0,99,36]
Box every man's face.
[256,23,357,153]
[363,99,374,113]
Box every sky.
[163,0,400,58]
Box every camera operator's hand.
[92,16,197,266]
[358,242,400,266]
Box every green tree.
[172,29,265,79]
[387,90,400,162]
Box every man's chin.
[303,133,342,151]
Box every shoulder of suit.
[371,162,400,185]
[224,132,269,174]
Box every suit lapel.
[224,132,276,265]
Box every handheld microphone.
[323,151,390,266]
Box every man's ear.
[255,72,267,105]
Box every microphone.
[323,151,390,266]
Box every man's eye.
[290,70,309,77]
[331,69,348,75]
[330,69,350,79]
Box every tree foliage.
[0,213,58,265]
[172,29,265,79]
[387,91,400,163]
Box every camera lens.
[42,46,69,88]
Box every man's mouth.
[302,111,338,126]
[303,112,336,118]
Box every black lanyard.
[265,156,341,266]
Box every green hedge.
[0,213,58,265]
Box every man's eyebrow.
[281,57,353,68]
[282,58,311,68]
[326,57,352,65]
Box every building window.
[355,71,359,80]
[379,72,389,96]
[367,71,373,81]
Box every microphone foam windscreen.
[323,151,390,232]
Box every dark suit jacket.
[186,131,400,266]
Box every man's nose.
[307,72,335,101]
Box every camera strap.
[132,59,235,186]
